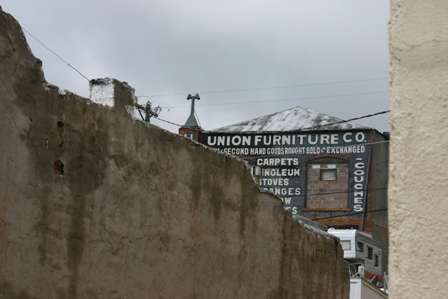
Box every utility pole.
[135,100,161,123]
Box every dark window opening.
[374,254,379,267]
[54,159,64,175]
[357,241,365,252]
[367,246,373,259]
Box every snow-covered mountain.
[214,105,363,132]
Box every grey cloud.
[2,0,390,132]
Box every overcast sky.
[2,0,390,132]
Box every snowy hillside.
[214,105,364,132]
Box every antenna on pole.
[187,93,200,116]
[184,93,201,128]
[179,93,202,141]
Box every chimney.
[89,78,136,117]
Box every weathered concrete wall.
[367,131,389,272]
[0,9,349,299]
[389,1,448,298]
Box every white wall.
[350,279,387,299]
[350,279,362,299]
[389,1,448,298]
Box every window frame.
[367,246,373,259]
[305,157,350,210]
[320,168,338,181]
[357,241,365,253]
[340,240,352,251]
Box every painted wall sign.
[201,131,371,215]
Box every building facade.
[180,106,389,268]
[198,129,388,231]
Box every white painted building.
[350,278,388,299]
[328,229,388,299]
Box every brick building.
[180,105,389,267]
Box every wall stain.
[14,74,109,298]
[239,170,258,237]
[191,156,203,208]
[66,194,86,299]
[0,282,39,299]
[205,174,223,221]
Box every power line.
[194,111,202,127]
[146,95,390,130]
[149,90,388,109]
[199,78,387,96]
[19,25,388,140]
[262,186,388,205]
[201,91,387,107]
[311,208,388,221]
[21,26,90,82]
[21,32,387,131]
[21,29,184,132]
[19,28,387,113]
[139,77,388,98]
[152,117,183,127]
[150,107,390,137]
[303,186,387,198]
[363,140,390,146]
[204,111,390,134]
[301,110,390,131]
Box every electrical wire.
[152,117,183,127]
[302,110,390,130]
[363,140,389,146]
[194,111,202,127]
[197,91,387,107]
[301,110,390,131]
[310,208,387,221]
[21,26,90,82]
[139,77,388,98]
[146,112,390,217]
[20,30,387,132]
[20,28,388,133]
[202,111,390,134]
[299,186,387,198]
[146,90,388,109]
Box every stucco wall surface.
[0,9,349,299]
[389,1,448,298]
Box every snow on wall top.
[214,105,364,132]
[90,78,115,107]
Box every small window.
[320,169,337,181]
[367,246,373,259]
[340,240,351,250]
[374,254,379,267]
[357,241,364,252]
